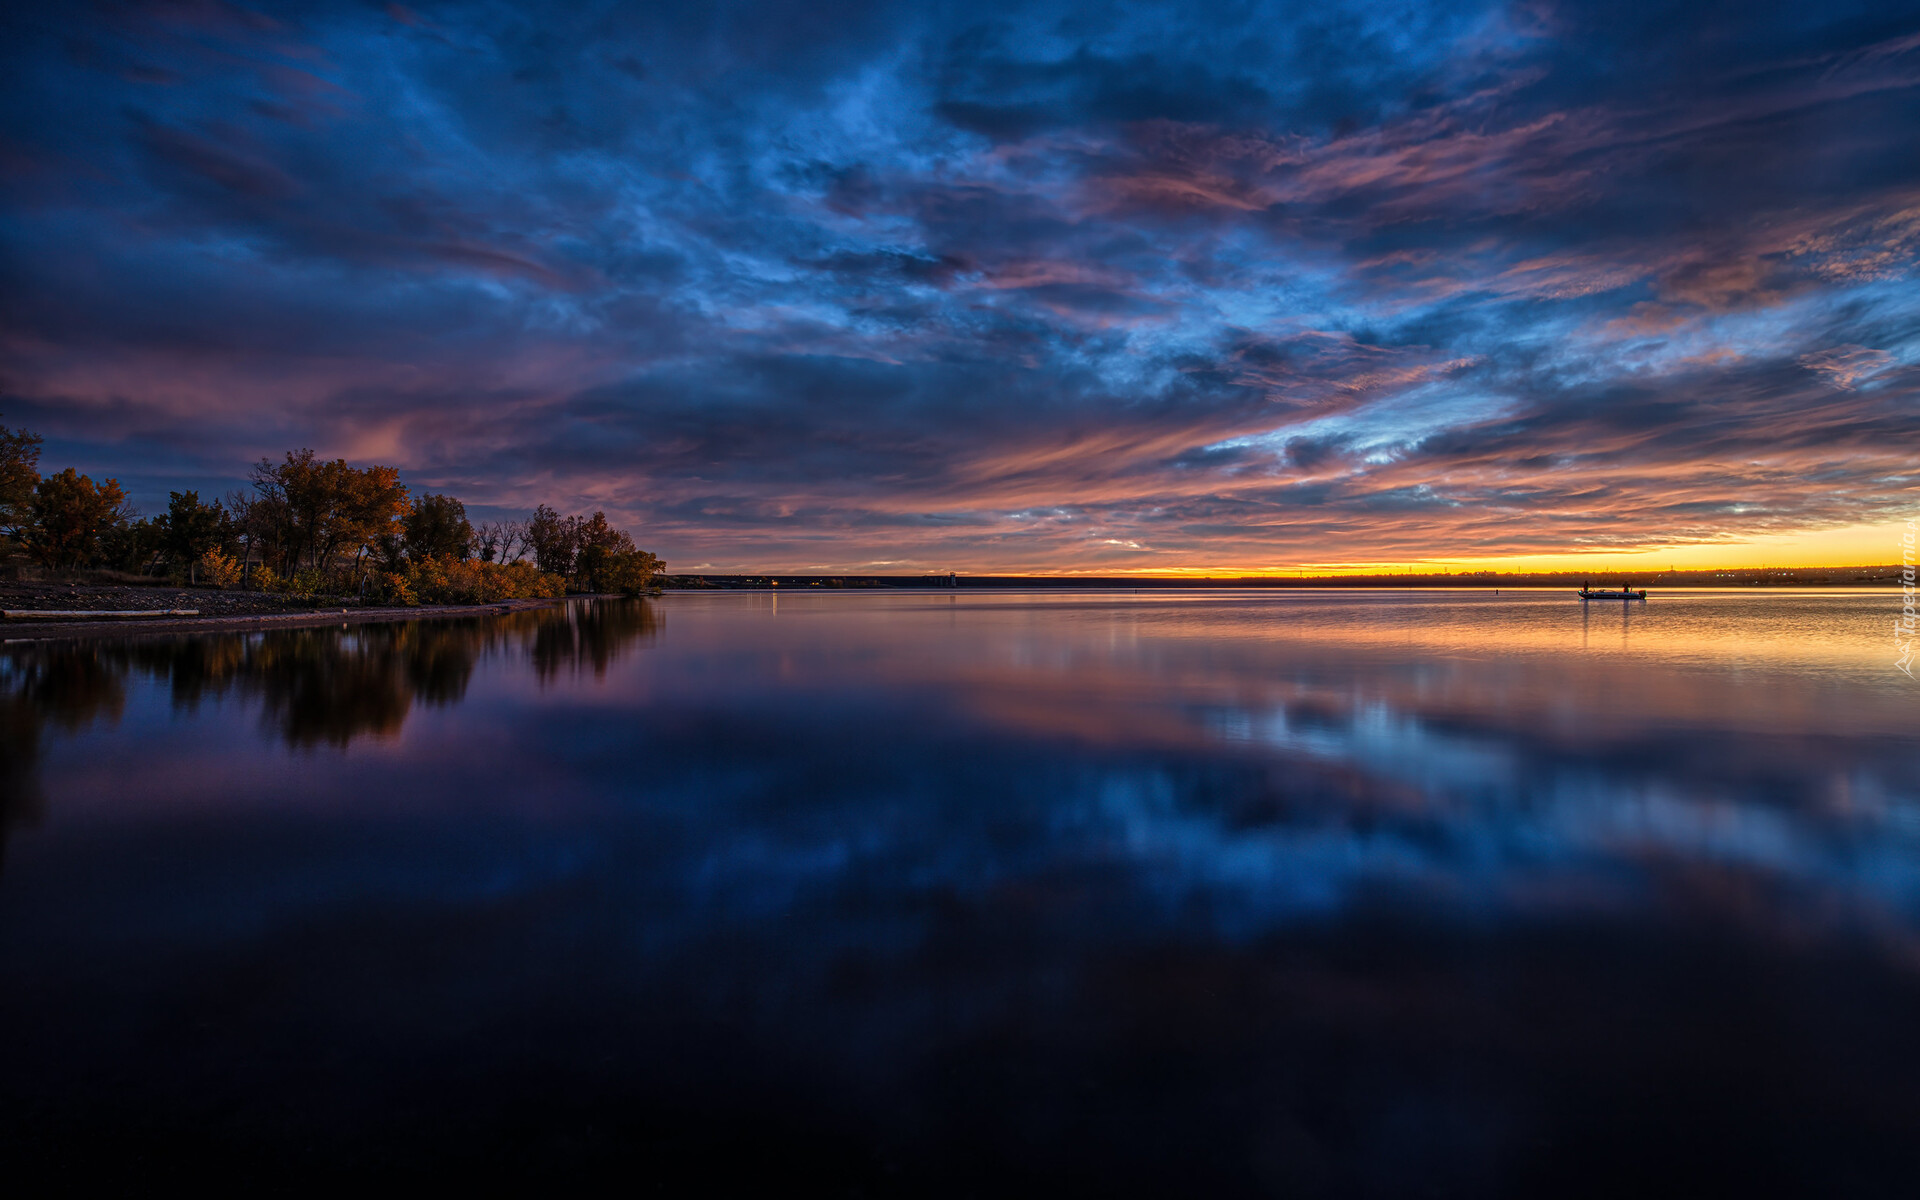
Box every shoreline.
[0,596,570,644]
[663,572,1909,590]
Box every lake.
[3,589,1916,1194]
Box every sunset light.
[3,1,1915,573]
[4,3,1918,1194]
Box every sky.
[2,1,1918,574]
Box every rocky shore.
[0,581,567,641]
[1,581,308,617]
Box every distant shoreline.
[3,575,1903,644]
[663,567,1908,591]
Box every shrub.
[372,571,418,607]
[250,565,334,599]
[376,556,563,605]
[291,568,327,597]
[197,548,242,589]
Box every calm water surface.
[3,590,1917,1194]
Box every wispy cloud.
[3,0,1917,569]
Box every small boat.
[1577,587,1646,600]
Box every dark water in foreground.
[3,590,1917,1195]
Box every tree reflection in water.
[0,650,127,864]
[530,594,659,682]
[0,598,657,861]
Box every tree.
[473,520,529,564]
[474,521,501,563]
[502,520,530,564]
[161,490,228,581]
[593,549,662,595]
[22,469,134,568]
[526,504,579,576]
[242,456,300,568]
[0,417,42,539]
[330,461,409,569]
[523,507,657,591]
[223,487,280,570]
[575,511,635,557]
[248,449,409,571]
[102,516,165,574]
[574,511,639,591]
[404,493,474,562]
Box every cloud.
[2,0,1918,569]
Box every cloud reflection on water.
[2,590,1918,1193]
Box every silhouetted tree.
[523,506,658,592]
[596,549,663,595]
[526,504,578,576]
[369,528,408,573]
[102,516,166,574]
[574,511,633,588]
[473,519,529,564]
[503,520,530,563]
[404,493,474,561]
[0,416,41,539]
[22,468,135,568]
[0,422,660,600]
[160,490,229,581]
[222,486,272,569]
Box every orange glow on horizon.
[960,518,1918,577]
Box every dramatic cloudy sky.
[3,1,1918,572]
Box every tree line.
[0,417,660,601]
